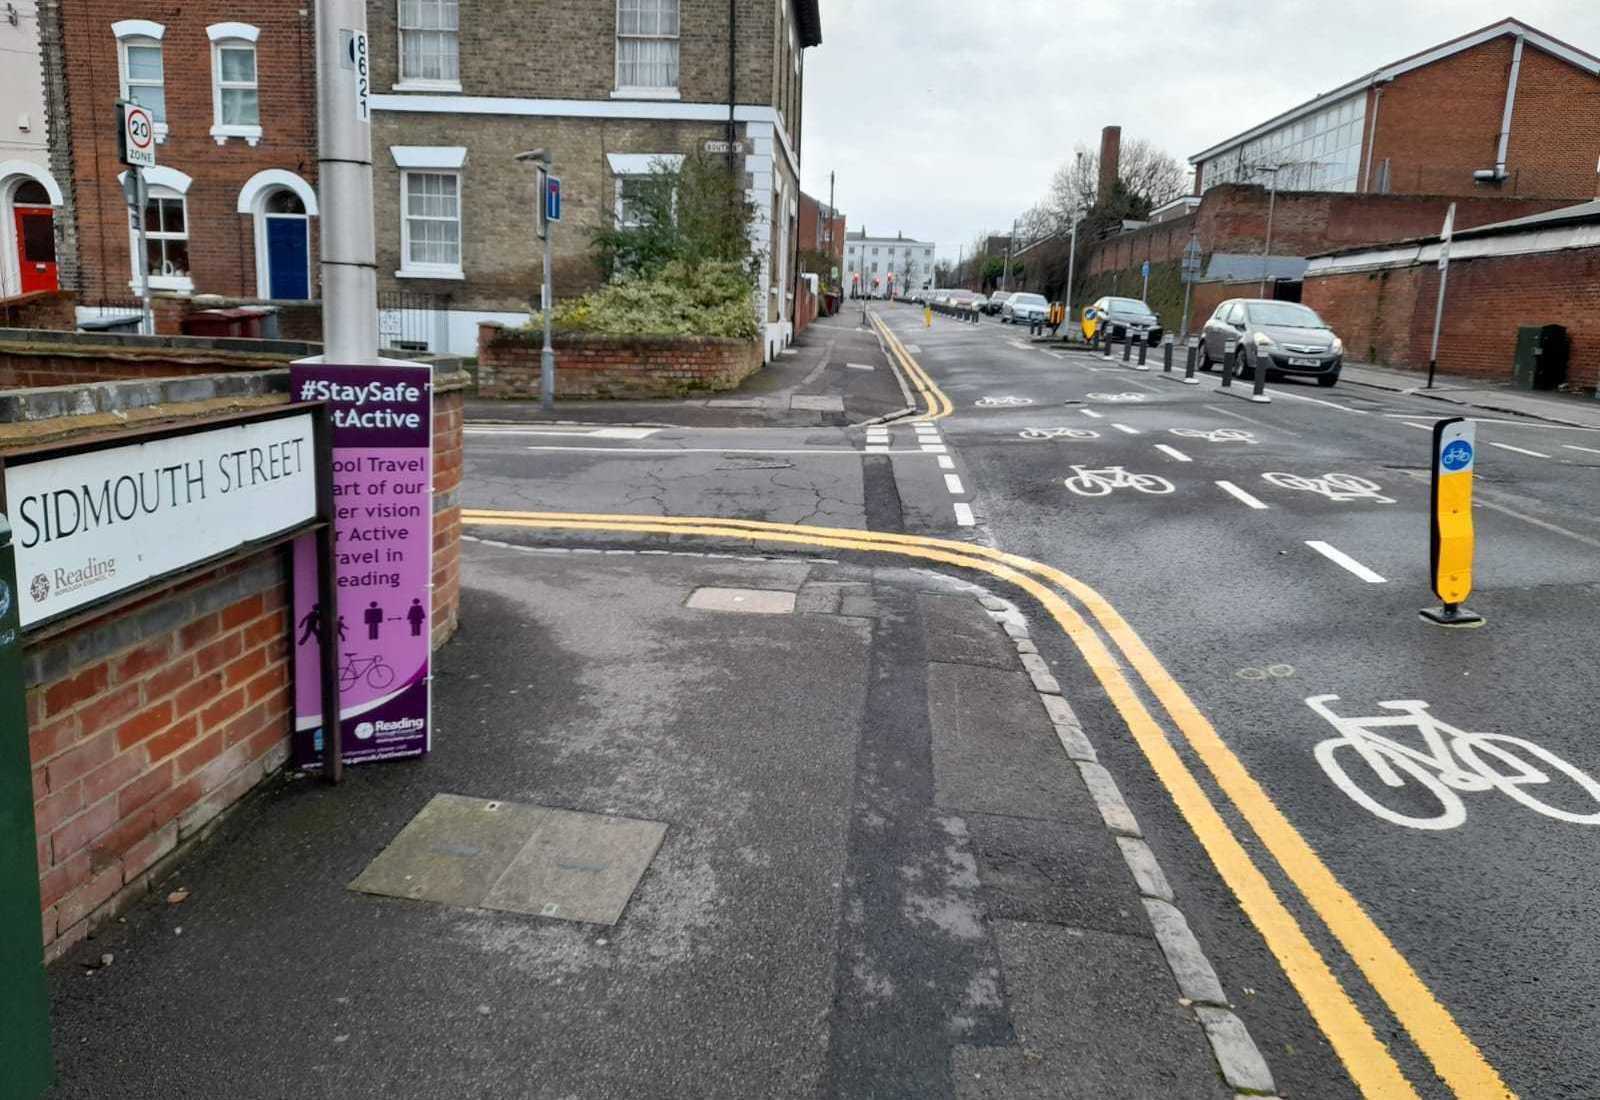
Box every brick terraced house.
[366,0,822,357]
[45,0,322,317]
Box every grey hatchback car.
[1199,299,1344,387]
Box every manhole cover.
[685,587,797,614]
[350,794,667,925]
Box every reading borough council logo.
[30,573,49,602]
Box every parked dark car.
[1089,296,1163,345]
[1199,299,1345,387]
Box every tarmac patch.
[685,586,797,614]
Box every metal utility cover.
[350,794,667,926]
[789,395,845,412]
[685,587,797,614]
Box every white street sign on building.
[118,102,156,169]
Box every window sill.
[392,80,462,93]
[395,267,464,281]
[128,276,193,293]
[610,87,680,101]
[211,124,262,147]
[154,122,169,144]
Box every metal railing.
[377,290,449,352]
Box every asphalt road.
[463,304,1600,1099]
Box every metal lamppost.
[1257,164,1281,297]
[516,148,556,412]
[1063,209,1079,335]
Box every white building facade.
[0,0,64,299]
[843,230,936,297]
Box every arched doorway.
[260,188,309,299]
[5,177,58,296]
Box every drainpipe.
[1361,81,1388,193]
[726,0,736,148]
[1478,33,1524,184]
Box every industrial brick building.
[45,0,322,315]
[366,0,822,358]
[1193,18,1600,200]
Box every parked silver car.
[983,291,1011,316]
[1199,299,1344,387]
[1001,292,1048,325]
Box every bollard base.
[1249,394,1272,404]
[1420,604,1486,628]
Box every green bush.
[531,260,760,341]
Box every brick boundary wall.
[1304,248,1600,391]
[476,324,764,399]
[0,291,78,332]
[0,333,315,391]
[8,366,467,960]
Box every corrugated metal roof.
[1308,199,1600,261]
[1203,253,1309,282]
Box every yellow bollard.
[924,306,932,328]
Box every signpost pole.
[1426,203,1456,390]
[0,505,53,1099]
[311,405,343,782]
[541,172,555,414]
[133,166,152,336]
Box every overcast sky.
[800,1,1600,264]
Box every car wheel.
[1317,371,1340,388]
[1196,342,1211,371]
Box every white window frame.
[612,0,680,100]
[395,0,461,93]
[120,167,194,293]
[392,146,466,279]
[114,21,168,143]
[605,153,682,228]
[208,24,262,146]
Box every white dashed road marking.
[937,455,956,470]
[953,503,976,526]
[865,445,889,453]
[846,362,875,371]
[945,474,966,494]
[1215,480,1269,510]
[1154,444,1192,462]
[1306,540,1387,583]
[1081,409,1104,419]
[1488,441,1551,458]
[921,443,948,454]
[1564,443,1600,456]
[1112,424,1141,435]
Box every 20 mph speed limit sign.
[118,101,157,169]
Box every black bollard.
[1251,344,1270,402]
[1137,340,1148,367]
[1122,333,1132,362]
[1184,340,1198,384]
[1221,340,1236,388]
[1163,339,1173,373]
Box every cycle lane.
[907,318,1600,1098]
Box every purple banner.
[290,363,433,769]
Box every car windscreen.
[1107,298,1151,314]
[1012,294,1046,307]
[1247,302,1325,328]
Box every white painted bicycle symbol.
[1085,392,1146,403]
[976,395,1034,407]
[1261,472,1394,504]
[1170,427,1258,445]
[1063,465,1175,497]
[1019,427,1100,441]
[1307,695,1600,830]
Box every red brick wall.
[477,325,765,399]
[30,558,294,962]
[1304,248,1600,389]
[430,386,464,649]
[0,345,291,389]
[0,290,78,331]
[61,2,319,302]
[1367,37,1600,200]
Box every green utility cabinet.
[1512,324,1568,390]
[0,516,53,1097]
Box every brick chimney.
[1098,125,1121,202]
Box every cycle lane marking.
[1487,441,1552,459]
[1081,409,1104,419]
[1306,540,1388,583]
[462,508,1506,1098]
[1154,444,1192,462]
[1111,423,1142,435]
[1215,481,1270,510]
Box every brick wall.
[59,0,319,302]
[0,290,78,331]
[15,370,467,957]
[477,323,763,399]
[1305,247,1600,390]
[0,342,294,389]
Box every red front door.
[14,206,57,294]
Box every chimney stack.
[1098,125,1122,203]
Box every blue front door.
[265,216,309,300]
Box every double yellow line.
[870,311,953,420]
[458,509,1514,1100]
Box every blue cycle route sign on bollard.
[1440,438,1474,472]
[545,175,562,223]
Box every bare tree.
[1044,138,1190,225]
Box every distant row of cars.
[906,288,1344,386]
